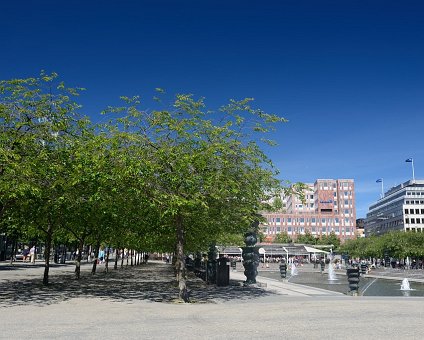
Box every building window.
[406,218,410,224]
[405,209,409,214]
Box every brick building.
[262,179,357,242]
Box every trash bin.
[216,257,230,287]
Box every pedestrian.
[99,249,105,264]
[22,247,30,262]
[29,245,36,264]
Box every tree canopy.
[1,73,286,300]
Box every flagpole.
[412,159,415,182]
[376,179,384,198]
[406,158,415,182]
[381,178,384,198]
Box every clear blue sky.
[2,0,423,218]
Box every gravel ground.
[1,261,424,340]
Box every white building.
[365,180,424,236]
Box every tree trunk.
[75,239,84,279]
[175,214,189,302]
[43,224,53,285]
[9,240,16,265]
[91,241,100,275]
[130,249,133,266]
[120,248,124,268]
[105,247,110,272]
[114,248,118,270]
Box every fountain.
[400,278,413,291]
[328,262,338,281]
[290,263,298,276]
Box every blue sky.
[1,0,423,217]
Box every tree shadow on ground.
[0,262,275,307]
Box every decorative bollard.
[360,263,367,275]
[279,261,287,278]
[320,260,325,274]
[346,267,360,295]
[206,244,217,284]
[242,233,260,284]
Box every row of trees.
[340,231,424,260]
[0,72,287,301]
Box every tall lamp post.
[405,158,415,182]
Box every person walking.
[29,245,36,264]
[22,247,30,262]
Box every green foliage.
[296,230,317,245]
[339,231,424,259]
[273,232,292,244]
[316,231,341,250]
[1,73,288,291]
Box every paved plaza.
[1,260,424,339]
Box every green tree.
[0,72,89,284]
[296,230,317,245]
[273,232,292,244]
[317,232,341,250]
[104,94,286,301]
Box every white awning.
[304,246,329,254]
